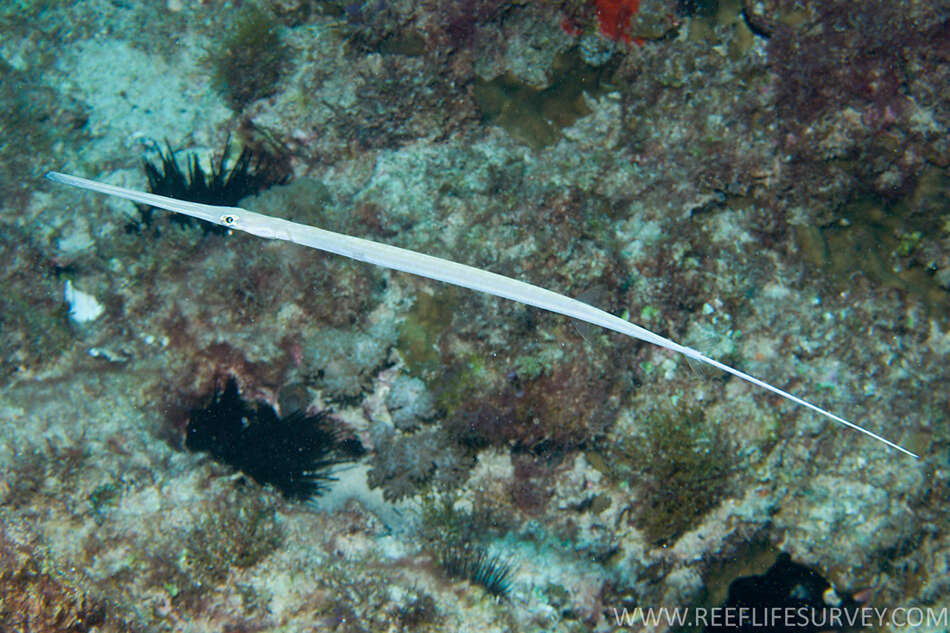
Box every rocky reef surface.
[0,0,947,631]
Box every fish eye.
[221,214,237,225]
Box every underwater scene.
[1,0,948,631]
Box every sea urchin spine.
[185,377,358,501]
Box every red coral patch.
[594,0,641,44]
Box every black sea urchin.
[438,544,515,599]
[136,139,288,231]
[185,377,359,501]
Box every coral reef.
[764,0,948,206]
[298,325,393,400]
[367,426,473,501]
[443,349,624,453]
[592,0,641,44]
[1,0,946,629]
[0,227,74,379]
[386,374,437,430]
[0,530,108,633]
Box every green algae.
[181,492,283,585]
[89,483,119,525]
[619,407,734,545]
[0,285,73,379]
[397,288,458,379]
[418,493,510,548]
[513,344,564,381]
[210,6,291,110]
[473,48,616,149]
[431,353,495,416]
[798,167,950,319]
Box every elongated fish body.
[45,171,917,458]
